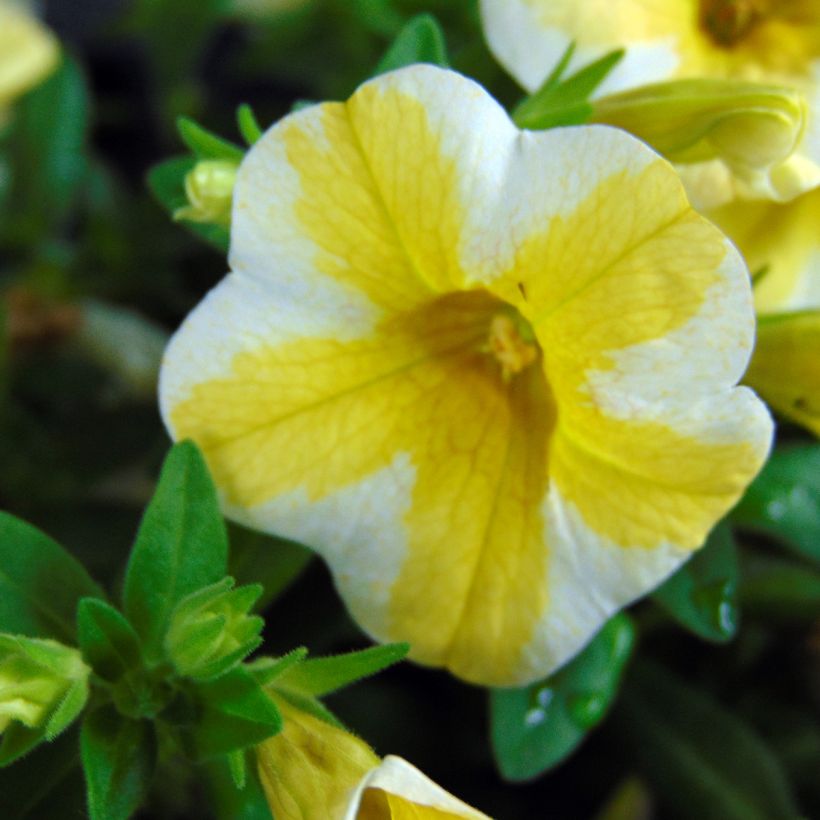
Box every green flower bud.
[174,159,238,227]
[0,635,89,738]
[165,577,263,680]
[592,79,806,177]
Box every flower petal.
[346,756,491,820]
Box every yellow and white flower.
[159,65,772,686]
[480,0,820,203]
[0,1,58,120]
[256,697,489,819]
[709,188,820,434]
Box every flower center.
[700,0,764,46]
[485,311,539,381]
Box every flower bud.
[165,577,263,679]
[174,159,238,227]
[256,698,491,819]
[745,310,820,437]
[592,79,810,204]
[0,635,89,736]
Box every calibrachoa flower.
[256,697,489,819]
[0,0,58,119]
[159,65,772,686]
[710,188,820,434]
[480,0,820,202]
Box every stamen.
[486,313,538,381]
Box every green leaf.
[247,647,308,687]
[81,707,155,820]
[373,14,449,76]
[185,666,282,760]
[740,553,820,620]
[77,598,143,683]
[513,49,624,130]
[614,660,798,820]
[14,55,89,225]
[653,522,739,642]
[275,643,410,697]
[732,443,820,564]
[123,441,228,659]
[490,613,635,781]
[147,155,230,251]
[0,729,84,820]
[206,755,273,820]
[236,104,263,145]
[0,512,102,641]
[177,117,244,162]
[45,676,90,741]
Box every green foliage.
[181,667,283,760]
[81,707,155,820]
[236,104,264,145]
[0,513,102,642]
[77,598,144,684]
[490,613,635,781]
[653,522,739,642]
[123,441,229,659]
[615,660,798,820]
[177,117,245,163]
[373,13,449,75]
[732,443,820,564]
[512,46,625,129]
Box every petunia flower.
[480,0,820,203]
[256,696,490,819]
[159,65,772,686]
[0,0,58,121]
[709,188,820,434]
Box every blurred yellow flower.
[256,697,489,819]
[0,1,58,118]
[160,65,772,686]
[481,0,820,203]
[710,188,820,435]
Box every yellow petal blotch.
[162,66,772,686]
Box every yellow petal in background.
[709,186,820,313]
[0,1,58,112]
[481,0,820,202]
[161,65,772,686]
[745,310,820,437]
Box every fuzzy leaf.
[373,14,449,76]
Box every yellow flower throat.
[486,310,539,381]
[700,0,763,46]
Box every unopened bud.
[165,577,263,679]
[0,635,89,737]
[174,159,238,226]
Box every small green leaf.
[732,443,820,564]
[275,643,409,697]
[227,749,247,790]
[653,522,739,642]
[177,117,244,162]
[45,677,89,741]
[490,613,635,781]
[206,754,273,820]
[247,647,308,687]
[147,155,230,251]
[236,104,263,145]
[614,660,798,820]
[13,55,89,225]
[185,666,282,760]
[740,553,820,620]
[77,598,143,683]
[513,49,624,130]
[81,707,155,820]
[123,441,229,660]
[0,513,103,641]
[373,14,449,76]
